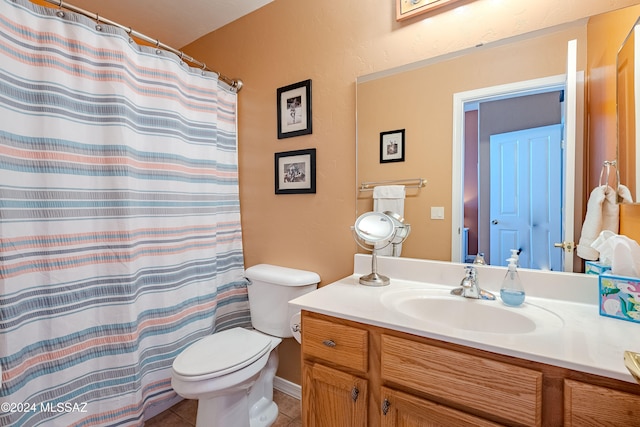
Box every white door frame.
[451,74,567,264]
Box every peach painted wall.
[182,0,640,385]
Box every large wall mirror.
[356,4,640,271]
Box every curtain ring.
[56,1,65,18]
[95,14,102,31]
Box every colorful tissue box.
[599,273,640,324]
[585,261,611,275]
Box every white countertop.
[289,254,640,384]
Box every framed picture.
[396,0,467,21]
[277,79,312,139]
[275,148,316,194]
[380,129,405,163]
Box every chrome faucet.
[451,265,496,300]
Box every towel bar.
[359,178,426,192]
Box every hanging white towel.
[577,185,618,260]
[373,185,405,256]
[619,184,634,204]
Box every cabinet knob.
[322,339,336,348]
[382,398,390,415]
[351,386,359,402]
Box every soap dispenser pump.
[500,257,525,306]
[510,249,520,266]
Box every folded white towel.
[373,185,405,256]
[577,185,617,260]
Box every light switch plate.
[431,206,445,220]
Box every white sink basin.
[381,288,564,334]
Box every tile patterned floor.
[145,390,302,426]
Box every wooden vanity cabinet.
[301,311,640,427]
[301,314,370,426]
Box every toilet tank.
[245,264,320,338]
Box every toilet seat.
[172,327,272,381]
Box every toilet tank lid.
[245,264,320,286]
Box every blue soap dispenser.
[500,257,526,306]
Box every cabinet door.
[564,379,640,426]
[303,362,368,427]
[380,387,502,427]
[381,334,542,426]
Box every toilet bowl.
[170,264,320,427]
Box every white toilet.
[171,264,320,427]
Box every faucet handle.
[460,265,476,288]
[463,265,476,277]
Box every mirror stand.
[359,248,390,286]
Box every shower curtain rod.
[42,0,243,92]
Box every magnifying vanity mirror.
[356,4,640,272]
[352,211,411,286]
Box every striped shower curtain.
[0,0,250,425]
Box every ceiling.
[60,0,274,48]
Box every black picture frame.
[275,148,316,194]
[380,129,405,163]
[277,79,312,139]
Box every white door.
[489,124,563,270]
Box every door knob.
[554,241,575,253]
[491,219,499,225]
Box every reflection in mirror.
[618,17,640,202]
[386,211,411,256]
[459,88,565,270]
[357,23,585,268]
[357,4,640,272]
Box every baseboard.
[273,376,301,400]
